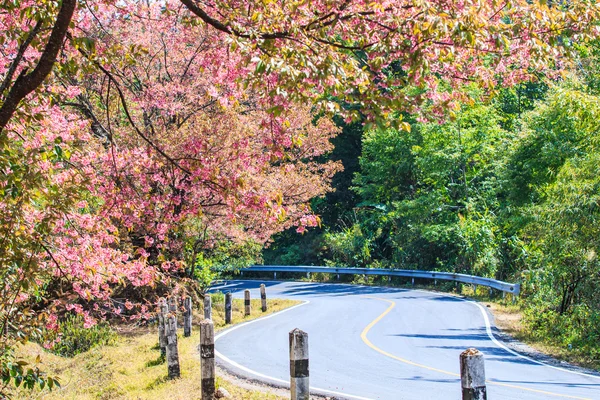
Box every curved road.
[212,280,600,400]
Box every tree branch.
[0,0,77,134]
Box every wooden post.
[203,296,212,320]
[166,309,180,379]
[169,296,178,331]
[200,319,215,400]
[183,296,192,337]
[289,328,309,400]
[260,284,267,312]
[244,289,251,316]
[158,298,167,356]
[225,292,232,324]
[460,348,487,400]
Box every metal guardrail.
[241,265,520,296]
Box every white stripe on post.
[460,348,487,400]
[289,328,309,400]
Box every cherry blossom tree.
[0,0,599,393]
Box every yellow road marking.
[360,296,592,400]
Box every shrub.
[44,315,116,357]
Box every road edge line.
[411,288,600,380]
[214,299,375,400]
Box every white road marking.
[214,299,375,400]
[413,288,600,380]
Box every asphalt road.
[211,280,600,400]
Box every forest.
[1,0,599,395]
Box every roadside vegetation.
[2,0,600,397]
[8,297,297,399]
[265,42,600,371]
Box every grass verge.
[10,298,299,399]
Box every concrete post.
[203,296,212,320]
[289,328,309,400]
[183,296,192,337]
[200,319,215,400]
[169,296,178,331]
[158,298,167,356]
[225,292,232,324]
[260,284,267,312]
[244,289,251,316]
[460,348,487,400]
[165,310,180,378]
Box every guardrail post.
[166,308,180,379]
[411,278,415,286]
[169,296,178,331]
[158,298,168,356]
[260,284,267,312]
[306,272,310,279]
[183,296,192,337]
[474,285,478,296]
[290,328,309,400]
[200,319,215,399]
[274,272,277,280]
[203,296,212,320]
[244,289,251,316]
[460,348,487,400]
[336,274,340,281]
[225,292,232,324]
[434,279,437,286]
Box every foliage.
[0,0,599,393]
[324,101,510,274]
[42,315,116,358]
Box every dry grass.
[10,298,298,400]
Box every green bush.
[210,291,225,304]
[44,315,116,357]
